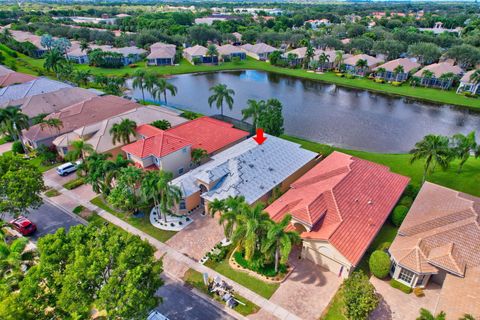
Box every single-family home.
[171,135,319,215]
[304,19,331,29]
[9,30,47,58]
[183,45,218,65]
[216,44,246,62]
[343,54,383,76]
[3,87,98,118]
[147,43,177,66]
[282,47,307,66]
[0,78,72,107]
[313,49,338,70]
[265,151,409,278]
[373,58,420,82]
[241,43,277,61]
[388,182,480,319]
[413,62,464,89]
[65,48,90,64]
[456,69,480,95]
[67,45,147,65]
[22,95,139,149]
[53,105,187,158]
[0,72,37,87]
[122,116,249,176]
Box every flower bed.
[150,207,192,231]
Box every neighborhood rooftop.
[0,78,72,106]
[0,72,37,87]
[374,58,420,73]
[414,62,464,78]
[171,135,318,204]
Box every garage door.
[303,247,343,275]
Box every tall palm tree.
[208,198,225,218]
[438,72,456,90]
[451,131,478,173]
[141,170,181,223]
[206,44,219,64]
[80,40,90,53]
[231,203,271,261]
[421,70,434,87]
[43,49,67,77]
[110,118,137,145]
[0,106,29,142]
[355,59,368,76]
[208,84,235,118]
[241,99,265,132]
[218,196,246,239]
[191,148,208,166]
[410,134,452,183]
[262,214,300,273]
[102,154,132,191]
[470,70,480,84]
[334,51,343,70]
[143,72,158,99]
[304,44,315,69]
[393,65,405,82]
[65,139,94,162]
[153,78,177,105]
[416,308,446,320]
[39,118,63,132]
[72,69,91,87]
[376,67,386,79]
[132,69,147,102]
[318,52,330,72]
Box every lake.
[129,70,480,153]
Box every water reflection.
[130,70,480,153]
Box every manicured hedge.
[390,205,409,227]
[233,251,286,277]
[63,177,85,190]
[390,279,412,294]
[369,250,391,279]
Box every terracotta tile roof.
[460,69,479,83]
[0,72,37,87]
[167,117,248,154]
[389,182,480,276]
[413,62,464,78]
[265,151,409,266]
[374,58,420,73]
[242,42,276,54]
[136,124,164,137]
[216,44,244,56]
[184,45,208,56]
[343,54,383,67]
[121,126,191,158]
[0,65,13,77]
[22,95,139,142]
[147,43,176,59]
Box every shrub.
[344,271,379,320]
[129,64,138,68]
[390,205,409,227]
[45,189,60,198]
[369,250,391,279]
[390,279,412,294]
[376,241,392,252]
[391,81,402,87]
[399,195,413,207]
[233,251,286,277]
[374,78,385,83]
[63,177,85,190]
[11,141,25,154]
[335,73,344,77]
[232,56,241,65]
[404,184,419,198]
[73,205,85,214]
[463,92,477,98]
[345,73,355,79]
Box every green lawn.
[3,150,57,173]
[90,196,176,243]
[204,257,280,299]
[321,286,346,320]
[282,135,480,197]
[183,268,260,316]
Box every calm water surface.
[130,70,480,153]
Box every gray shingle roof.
[0,78,72,106]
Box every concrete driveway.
[44,167,78,186]
[166,211,225,261]
[265,247,342,320]
[370,277,441,320]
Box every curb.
[42,195,88,226]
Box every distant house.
[343,54,383,75]
[147,43,176,66]
[66,45,147,65]
[304,19,331,29]
[22,95,139,149]
[313,49,338,70]
[0,78,72,107]
[65,48,89,64]
[171,135,319,215]
[0,72,37,87]
[241,43,277,61]
[9,30,47,58]
[122,117,248,177]
[266,151,409,278]
[54,105,187,158]
[282,47,307,65]
[419,22,462,35]
[216,44,246,61]
[373,58,420,81]
[231,32,242,45]
[194,16,227,25]
[388,182,480,319]
[183,45,218,65]
[456,69,480,95]
[413,62,464,89]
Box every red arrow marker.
[253,128,267,145]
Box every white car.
[56,161,81,176]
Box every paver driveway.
[370,277,441,320]
[44,167,79,186]
[264,247,342,320]
[166,211,225,261]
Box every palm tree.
[72,69,91,87]
[102,154,132,191]
[231,203,271,261]
[218,196,246,239]
[208,84,235,118]
[410,134,452,183]
[132,69,147,102]
[318,52,330,72]
[110,119,137,145]
[0,106,29,142]
[208,198,225,218]
[470,70,480,84]
[438,72,456,90]
[262,214,300,273]
[334,51,343,70]
[39,118,63,132]
[393,65,405,82]
[304,44,315,69]
[376,67,386,79]
[416,308,446,320]
[241,99,265,132]
[0,235,36,293]
[206,44,219,64]
[451,131,478,173]
[191,148,208,166]
[421,70,434,87]
[80,40,90,53]
[65,139,94,162]
[151,119,171,130]
[143,72,158,99]
[43,49,67,77]
[141,170,181,223]
[153,78,177,105]
[355,59,368,76]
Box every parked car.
[10,216,37,236]
[56,161,81,176]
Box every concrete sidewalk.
[43,176,301,320]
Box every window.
[178,168,184,175]
[126,153,131,160]
[398,268,414,285]
[179,199,186,210]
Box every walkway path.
[44,176,301,320]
